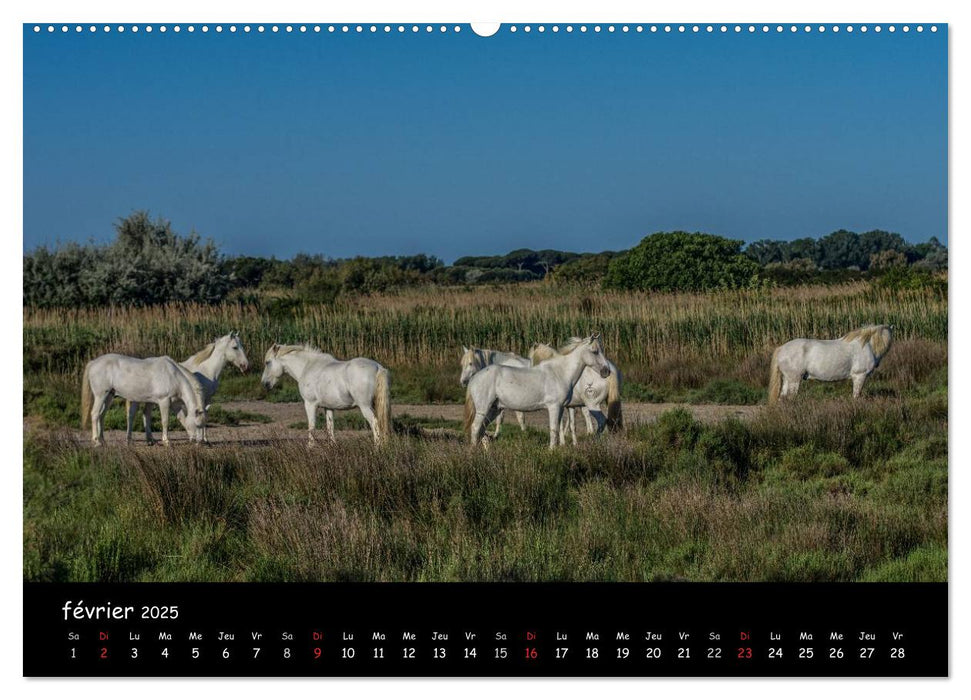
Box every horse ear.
[462,345,468,353]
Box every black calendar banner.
[24,582,947,677]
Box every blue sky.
[23,24,947,262]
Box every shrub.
[24,211,230,308]
[778,444,850,480]
[604,231,760,292]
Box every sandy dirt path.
[70,401,762,447]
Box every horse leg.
[158,398,171,446]
[325,409,336,442]
[91,392,110,446]
[582,407,595,434]
[471,400,497,448]
[516,411,527,432]
[852,373,868,398]
[126,401,137,445]
[547,404,564,449]
[143,404,155,445]
[482,403,502,448]
[558,410,569,446]
[589,409,607,435]
[304,400,319,445]
[568,408,578,446]
[470,412,488,446]
[173,401,197,442]
[781,373,799,399]
[492,409,504,438]
[359,404,382,445]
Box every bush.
[24,211,229,307]
[553,252,619,283]
[778,444,850,480]
[603,231,760,292]
[872,267,947,294]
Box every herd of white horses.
[79,324,894,449]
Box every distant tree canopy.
[454,248,578,274]
[23,215,947,308]
[603,232,761,292]
[24,211,229,308]
[745,229,945,271]
[553,252,621,283]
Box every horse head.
[460,346,480,386]
[222,332,250,373]
[579,334,611,378]
[261,343,285,389]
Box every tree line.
[23,211,947,308]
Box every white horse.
[529,338,623,445]
[261,344,392,446]
[768,324,894,403]
[460,346,531,437]
[464,334,611,449]
[125,332,250,444]
[81,354,206,446]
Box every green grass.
[22,282,948,582]
[24,392,947,583]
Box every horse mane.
[529,343,558,365]
[276,343,320,357]
[558,337,586,354]
[530,337,601,365]
[186,342,216,365]
[840,325,894,360]
[463,346,495,371]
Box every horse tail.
[80,362,94,429]
[605,367,623,432]
[463,385,476,437]
[373,366,392,444]
[768,346,783,405]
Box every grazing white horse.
[261,344,392,446]
[126,332,250,444]
[460,346,530,437]
[768,324,894,403]
[464,334,611,449]
[529,338,623,445]
[81,354,206,446]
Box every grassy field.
[23,281,947,582]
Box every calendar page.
[22,20,948,677]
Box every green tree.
[553,251,619,283]
[745,239,787,265]
[603,231,760,292]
